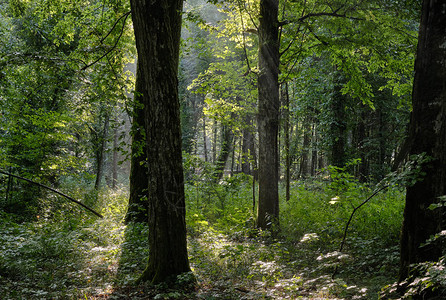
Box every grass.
[0,174,405,299]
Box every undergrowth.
[0,170,408,299]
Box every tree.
[399,0,446,281]
[125,63,149,224]
[256,0,280,230]
[129,0,192,283]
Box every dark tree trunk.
[311,123,318,176]
[257,0,279,229]
[125,63,149,224]
[242,115,254,176]
[399,1,446,281]
[299,118,311,178]
[130,0,191,283]
[330,72,347,168]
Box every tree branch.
[0,170,103,218]
[100,11,131,44]
[332,184,389,278]
[81,11,131,71]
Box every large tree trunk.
[130,0,191,283]
[125,63,149,224]
[256,0,279,230]
[399,1,446,281]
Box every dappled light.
[2,0,446,299]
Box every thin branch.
[100,11,131,44]
[298,11,364,23]
[81,11,131,71]
[332,184,389,278]
[0,170,103,218]
[237,1,253,74]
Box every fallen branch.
[0,170,103,218]
[332,184,389,278]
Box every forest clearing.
[1,0,446,299]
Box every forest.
[1,0,445,299]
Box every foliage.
[0,0,134,219]
[0,170,406,299]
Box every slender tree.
[399,0,446,281]
[129,0,192,283]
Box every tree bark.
[399,0,446,281]
[130,0,191,283]
[257,0,280,230]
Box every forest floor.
[0,181,403,299]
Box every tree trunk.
[111,125,119,189]
[311,123,318,176]
[130,0,191,283]
[299,118,311,178]
[212,120,217,163]
[399,1,446,281]
[283,83,291,202]
[125,63,149,224]
[94,114,109,190]
[214,123,234,181]
[257,0,279,230]
[357,110,369,181]
[203,114,208,162]
[242,115,254,176]
[330,71,347,168]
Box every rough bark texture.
[257,0,279,229]
[399,0,446,281]
[125,63,149,224]
[130,0,191,283]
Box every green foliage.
[0,0,134,219]
[382,257,446,299]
